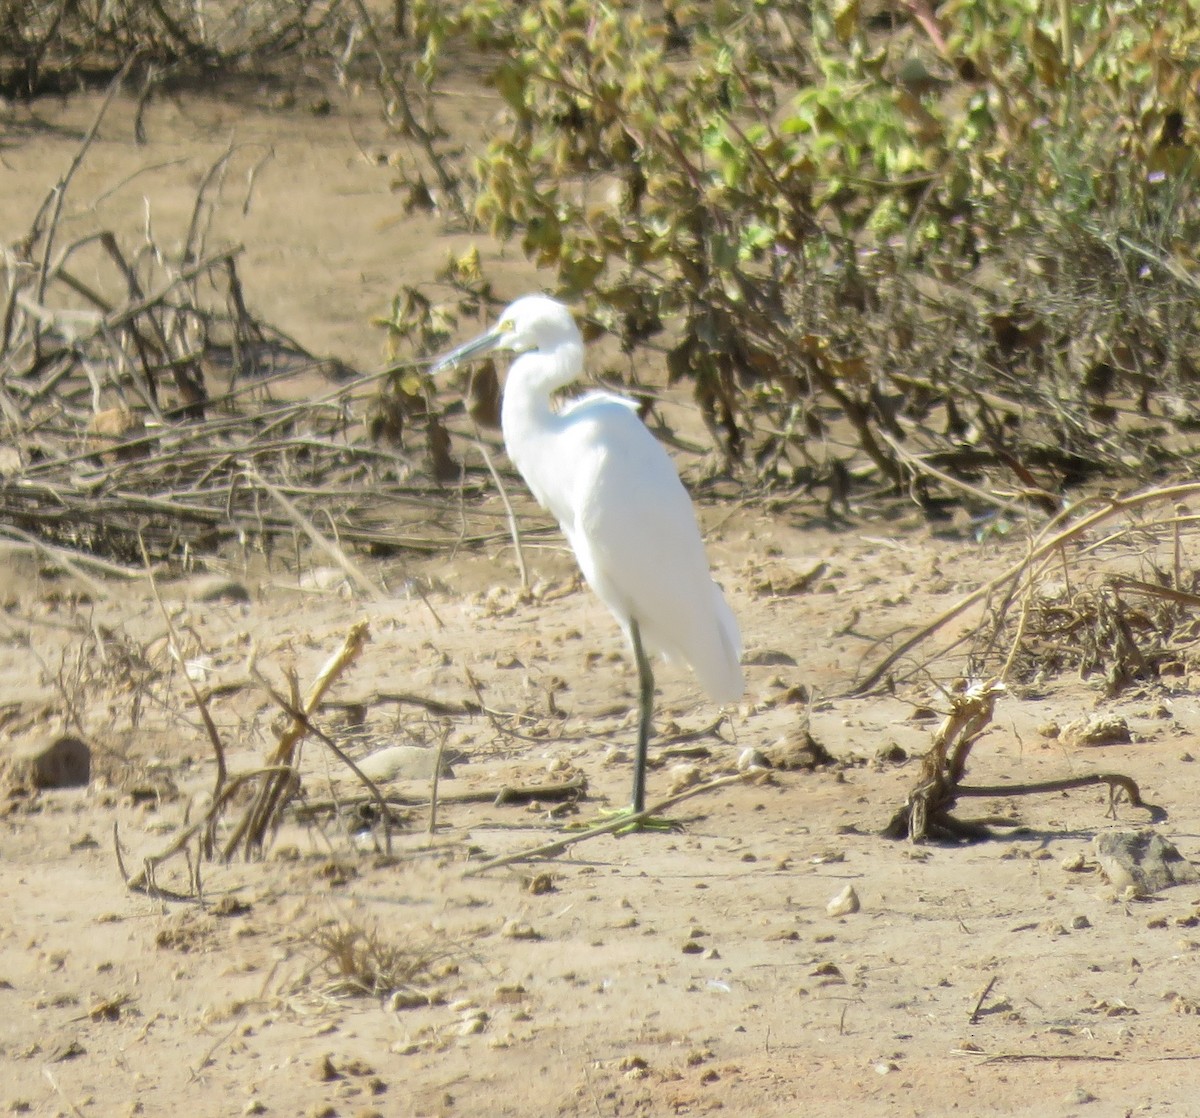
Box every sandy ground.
[3,76,1200,1118]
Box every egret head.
[431,295,581,374]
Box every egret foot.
[596,806,683,834]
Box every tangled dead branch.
[856,482,1200,693]
[882,679,1165,843]
[0,0,351,96]
[120,619,375,896]
[0,75,516,574]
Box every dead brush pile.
[0,80,498,578]
[0,0,351,96]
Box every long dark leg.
[629,618,655,813]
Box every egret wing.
[559,395,743,703]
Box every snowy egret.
[432,295,744,815]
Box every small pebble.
[826,884,861,917]
[1071,915,1092,930]
[501,919,540,940]
[1061,714,1131,748]
[456,1012,487,1037]
[667,763,702,793]
[313,1054,340,1082]
[737,748,771,772]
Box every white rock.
[826,884,861,916]
[356,744,455,782]
[737,748,771,772]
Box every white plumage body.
[502,380,743,703]
[433,294,744,813]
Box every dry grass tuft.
[304,919,451,1000]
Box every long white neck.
[500,342,583,511]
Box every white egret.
[432,295,744,815]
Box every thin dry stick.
[463,773,750,876]
[0,525,111,597]
[117,768,294,895]
[999,549,1059,681]
[244,464,385,601]
[222,619,371,860]
[428,726,450,838]
[42,1068,87,1118]
[245,664,395,856]
[854,482,1200,693]
[875,427,1048,518]
[956,773,1164,821]
[32,56,139,313]
[137,533,227,797]
[475,435,529,589]
[969,976,998,1024]
[346,0,466,216]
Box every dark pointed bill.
[430,325,505,374]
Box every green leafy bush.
[392,0,1200,499]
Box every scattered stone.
[811,959,849,978]
[242,1101,267,1115]
[525,872,555,895]
[500,919,540,941]
[618,1054,648,1079]
[667,764,702,793]
[189,574,252,603]
[874,743,907,765]
[1037,720,1061,739]
[1060,714,1132,748]
[1094,829,1199,894]
[455,1011,488,1037]
[743,648,797,667]
[313,1054,341,1082]
[388,990,435,1011]
[826,884,860,917]
[299,566,351,593]
[355,745,456,783]
[736,748,771,772]
[1061,852,1088,872]
[6,735,91,790]
[212,895,251,917]
[1062,1086,1097,1105]
[1070,915,1092,930]
[85,406,147,463]
[764,729,835,770]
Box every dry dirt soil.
[2,75,1200,1118]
